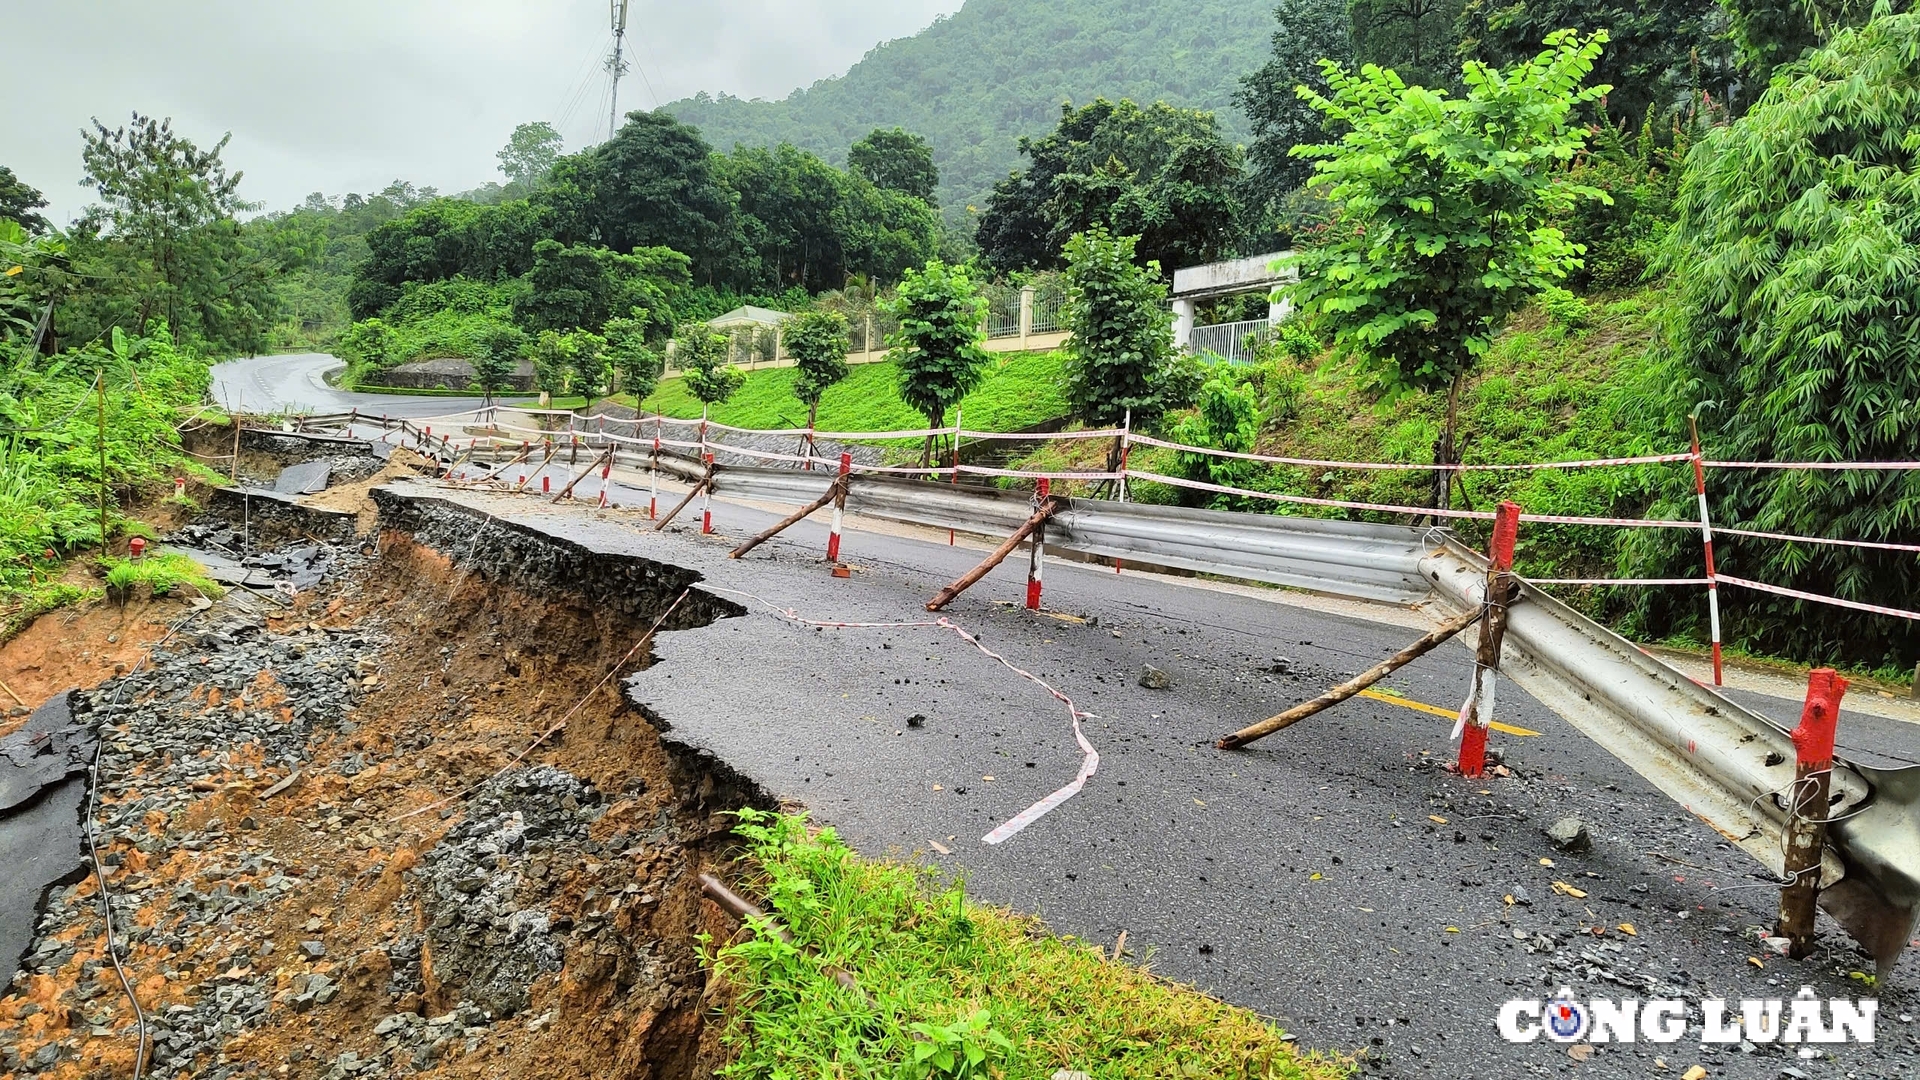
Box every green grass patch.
[704,810,1349,1080]
[641,351,1070,434]
[100,553,222,603]
[0,582,99,645]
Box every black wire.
[84,602,210,1080]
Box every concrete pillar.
[864,314,875,363]
[1173,298,1197,351]
[1268,296,1293,324]
[1019,286,1035,349]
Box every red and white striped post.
[700,452,715,534]
[1690,418,1725,686]
[948,406,963,546]
[648,421,661,520]
[1026,478,1049,610]
[597,452,612,507]
[1458,500,1522,778]
[826,453,851,563]
[1116,407,1132,574]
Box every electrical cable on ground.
[85,599,216,1080]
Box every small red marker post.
[1026,478,1049,610]
[1777,667,1848,957]
[1458,501,1522,778]
[542,475,551,494]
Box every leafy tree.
[716,144,851,292]
[497,121,564,189]
[0,167,50,235]
[1456,0,1738,126]
[976,99,1244,276]
[64,113,283,354]
[1284,30,1610,507]
[336,317,399,376]
[473,324,526,403]
[512,239,688,337]
[1168,370,1262,501]
[784,309,852,429]
[848,128,939,205]
[579,111,738,275]
[1625,12,1920,667]
[568,330,610,399]
[1060,226,1194,430]
[677,321,747,407]
[1720,0,1889,86]
[1350,0,1466,90]
[882,261,989,462]
[604,314,662,401]
[1236,0,1354,212]
[0,221,71,351]
[528,329,574,395]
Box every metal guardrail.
[327,417,1920,971]
[1188,319,1276,364]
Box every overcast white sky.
[7,0,962,224]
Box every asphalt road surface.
[402,478,1920,1080]
[207,352,497,417]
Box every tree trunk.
[1434,370,1466,512]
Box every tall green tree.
[497,121,564,189]
[1625,12,1920,667]
[1236,0,1354,206]
[511,239,687,337]
[848,128,940,205]
[882,260,989,463]
[63,113,282,354]
[1350,0,1466,90]
[473,324,527,403]
[1455,0,1737,125]
[1060,227,1193,430]
[604,314,662,402]
[0,167,50,235]
[1720,0,1892,87]
[784,309,852,430]
[975,99,1244,276]
[677,321,747,407]
[1284,30,1610,507]
[579,111,739,276]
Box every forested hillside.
[661,0,1274,223]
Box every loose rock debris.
[0,523,746,1079]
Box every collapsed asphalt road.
[385,478,1920,1080]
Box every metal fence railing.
[984,285,1022,339]
[1030,281,1066,334]
[1188,319,1277,364]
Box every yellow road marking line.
[1358,688,1542,737]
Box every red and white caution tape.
[705,585,1099,846]
[960,427,1127,442]
[1715,575,1920,622]
[1705,459,1920,471]
[1716,526,1920,555]
[956,464,1125,481]
[1522,577,1712,586]
[1125,433,1696,472]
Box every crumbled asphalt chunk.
[1547,816,1592,852]
[1138,664,1175,690]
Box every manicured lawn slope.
[638,350,1069,433]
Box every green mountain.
[661,0,1276,227]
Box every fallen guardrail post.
[655,475,710,532]
[551,447,613,503]
[1217,606,1484,750]
[1457,501,1522,778]
[926,490,1064,611]
[730,476,845,559]
[1779,668,1848,957]
[1026,478,1050,609]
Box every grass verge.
[100,553,222,604]
[704,810,1349,1080]
[640,351,1070,433]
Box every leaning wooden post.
[826,453,852,563]
[551,447,614,503]
[1457,500,1523,778]
[654,477,709,531]
[1026,478,1049,610]
[1218,607,1485,750]
[731,477,843,559]
[927,495,1063,611]
[1778,667,1848,957]
[648,419,661,520]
